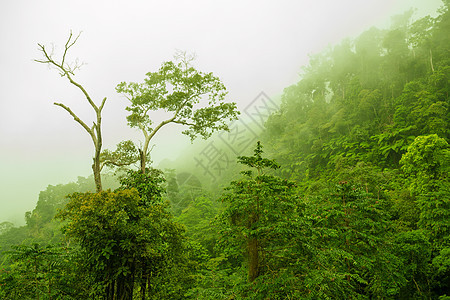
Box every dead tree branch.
[36,31,106,192]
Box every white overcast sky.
[0,0,443,224]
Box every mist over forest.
[1,1,449,299]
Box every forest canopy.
[1,3,449,299]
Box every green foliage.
[3,5,450,299]
[116,55,239,141]
[258,7,450,298]
[116,52,240,172]
[55,170,187,299]
[400,134,450,242]
[394,230,433,298]
[301,183,402,299]
[401,134,449,194]
[118,168,166,206]
[0,243,90,299]
[175,195,220,256]
[217,142,301,296]
[400,134,450,295]
[165,170,204,216]
[100,140,140,171]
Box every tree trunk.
[92,158,102,193]
[93,102,103,192]
[430,49,435,73]
[106,280,114,300]
[139,149,146,174]
[123,261,135,300]
[140,275,146,300]
[140,263,147,300]
[248,237,259,282]
[35,257,39,300]
[117,277,124,300]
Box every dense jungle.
[1,3,449,299]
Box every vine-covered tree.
[56,169,186,300]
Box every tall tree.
[116,52,239,173]
[35,31,106,192]
[218,142,298,283]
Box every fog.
[0,0,442,224]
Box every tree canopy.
[116,52,239,172]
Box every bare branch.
[148,144,155,155]
[147,115,177,142]
[35,33,99,112]
[35,44,60,73]
[143,95,192,148]
[67,58,86,76]
[99,97,107,112]
[137,123,149,140]
[38,32,106,192]
[174,49,196,69]
[66,74,99,111]
[54,102,96,144]
[62,31,82,69]
[100,159,137,172]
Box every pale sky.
[0,0,443,224]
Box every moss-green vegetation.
[1,4,449,299]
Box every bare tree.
[35,31,106,192]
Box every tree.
[217,142,298,283]
[304,182,401,299]
[116,52,239,173]
[35,31,106,192]
[400,134,450,247]
[0,222,14,235]
[100,140,140,171]
[400,134,450,197]
[400,134,450,297]
[0,243,86,300]
[56,170,186,300]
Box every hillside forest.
[1,3,449,299]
